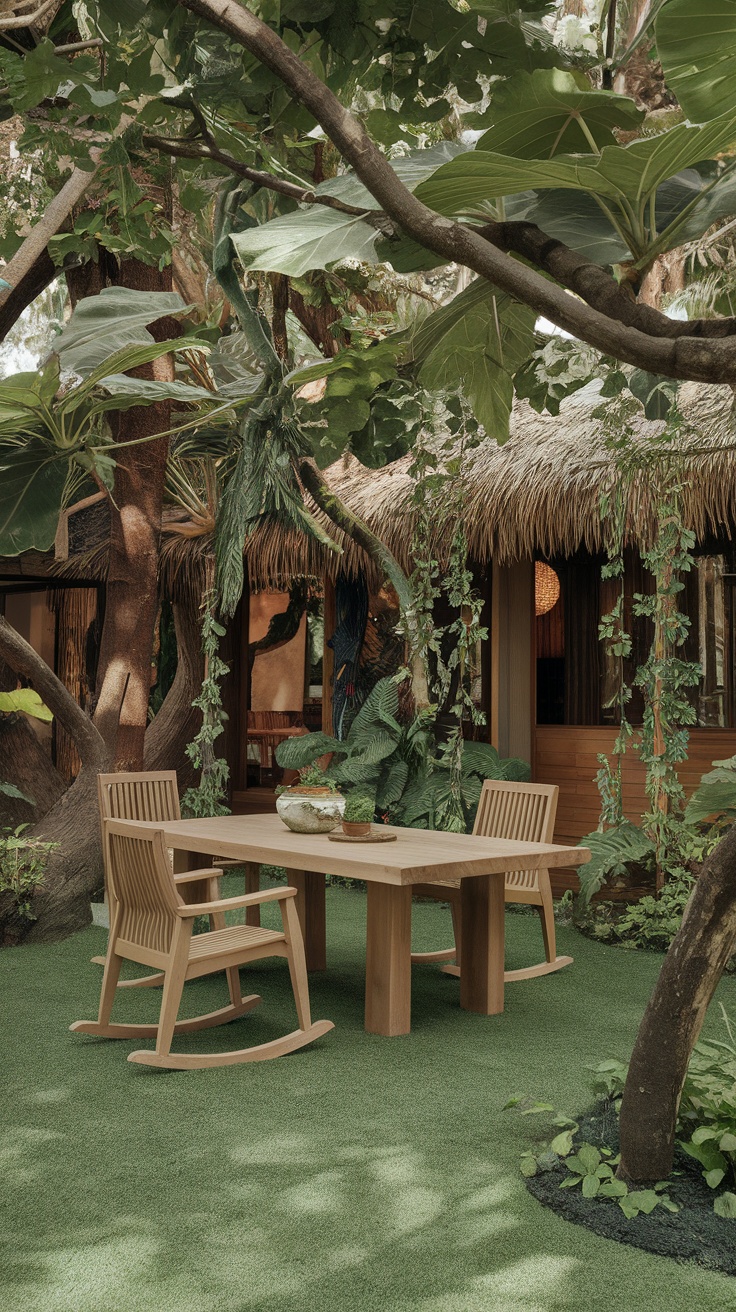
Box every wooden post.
[322,575,336,736]
[365,882,412,1036]
[289,868,327,971]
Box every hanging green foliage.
[180,591,231,819]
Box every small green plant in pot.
[342,791,376,838]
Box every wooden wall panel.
[491,560,533,764]
[534,724,736,848]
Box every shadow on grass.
[1,886,735,1312]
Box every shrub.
[0,826,58,921]
[679,1006,736,1199]
[275,765,340,795]
[586,1009,736,1214]
[276,673,531,832]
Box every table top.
[136,812,591,887]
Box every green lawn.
[2,882,736,1312]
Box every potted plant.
[275,766,345,834]
[342,791,376,838]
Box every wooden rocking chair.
[94,770,261,989]
[72,820,333,1069]
[411,779,573,982]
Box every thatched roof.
[323,381,736,571]
[9,380,736,595]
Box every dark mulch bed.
[526,1100,736,1275]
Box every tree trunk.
[0,248,57,343]
[618,824,736,1182]
[0,617,66,827]
[144,584,204,785]
[1,244,177,938]
[89,258,177,770]
[0,615,109,944]
[0,713,65,829]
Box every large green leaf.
[418,111,736,213]
[0,440,68,555]
[52,288,194,376]
[656,0,736,123]
[416,111,736,260]
[478,68,643,158]
[348,677,401,740]
[685,768,736,824]
[275,731,341,770]
[411,280,536,438]
[507,189,631,263]
[91,374,232,412]
[0,689,53,722]
[0,780,33,803]
[231,142,470,276]
[577,822,654,905]
[232,209,381,277]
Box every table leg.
[243,862,261,928]
[459,873,505,1016]
[288,869,326,971]
[365,882,412,1036]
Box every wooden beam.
[322,575,335,736]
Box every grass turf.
[2,881,736,1312]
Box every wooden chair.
[71,820,333,1069]
[94,771,260,990]
[411,779,573,981]
[247,711,308,783]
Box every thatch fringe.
[53,380,736,593]
[321,382,736,570]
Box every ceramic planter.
[341,820,372,838]
[276,787,345,834]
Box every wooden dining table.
[140,813,590,1037]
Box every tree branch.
[176,0,736,385]
[142,133,386,221]
[471,219,736,342]
[0,615,108,773]
[299,459,412,615]
[0,155,101,314]
[0,246,56,341]
[0,0,59,29]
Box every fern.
[331,758,387,785]
[458,741,531,783]
[377,760,409,808]
[577,822,655,906]
[350,676,401,737]
[276,730,342,771]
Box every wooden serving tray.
[328,830,398,843]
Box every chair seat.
[188,923,284,961]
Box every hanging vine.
[407,401,488,831]
[180,588,231,819]
[594,391,701,890]
[596,392,638,827]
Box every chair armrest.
[176,886,297,917]
[174,867,222,884]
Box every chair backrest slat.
[106,820,181,955]
[98,771,181,899]
[473,780,558,890]
[98,770,181,824]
